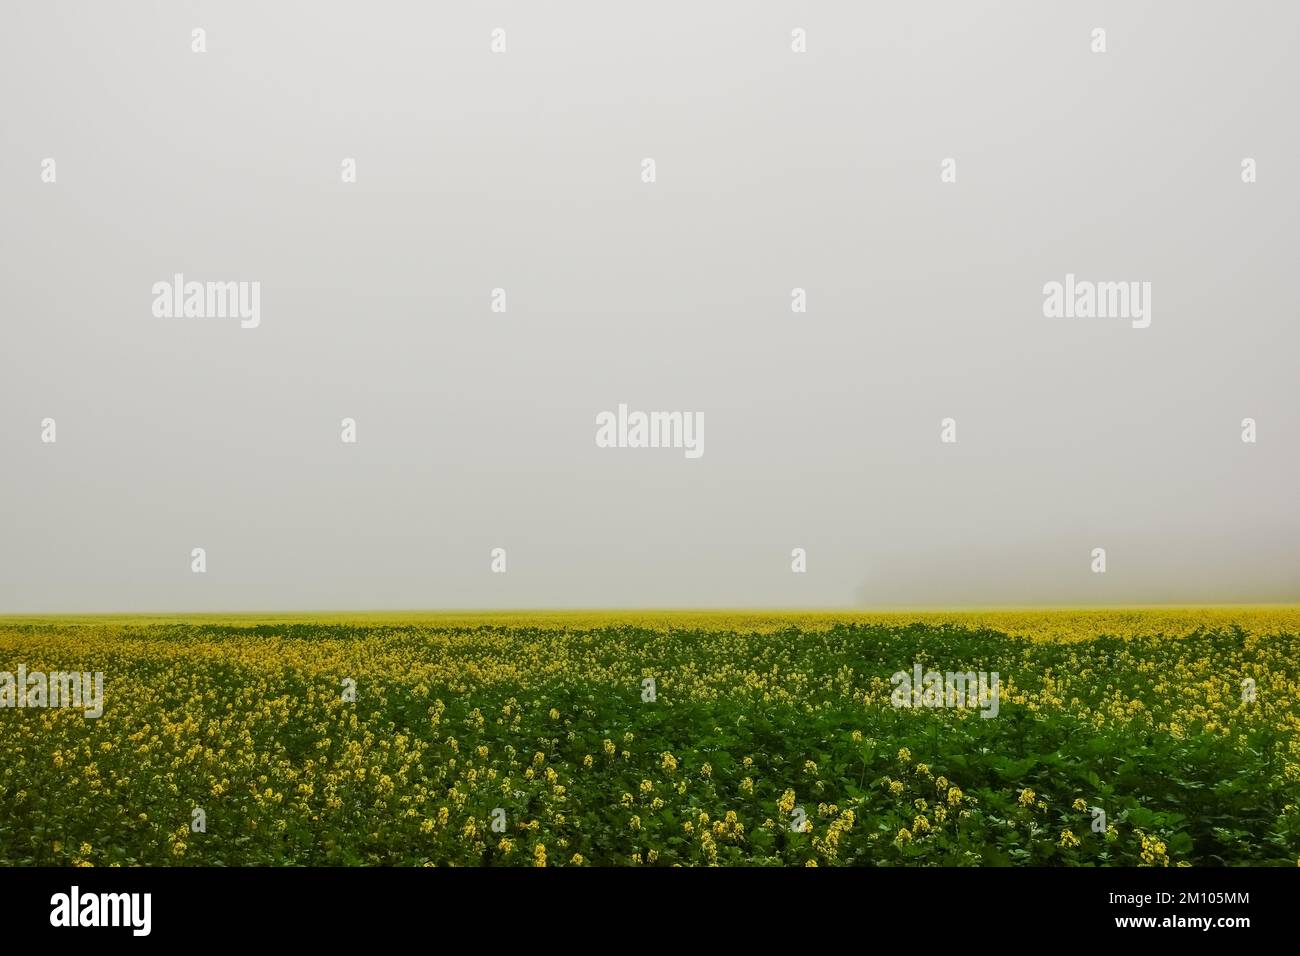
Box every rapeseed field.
[1,609,1297,866]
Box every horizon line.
[3,602,1299,620]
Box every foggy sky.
[2,1,1297,613]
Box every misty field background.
[1,609,1298,866]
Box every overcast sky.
[2,1,1297,613]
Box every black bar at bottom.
[0,865,1284,941]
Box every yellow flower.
[1018,788,1036,808]
[1139,832,1169,866]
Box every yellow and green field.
[2,608,1298,866]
